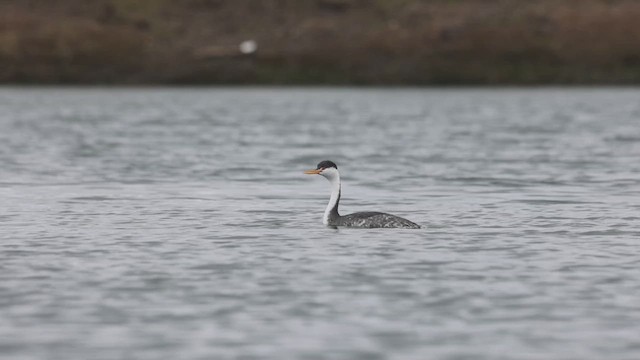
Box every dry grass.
[2,0,640,84]
[0,7,149,83]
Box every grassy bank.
[2,0,640,84]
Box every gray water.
[1,87,639,360]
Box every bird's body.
[331,211,420,229]
[305,161,420,229]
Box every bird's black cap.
[316,160,337,170]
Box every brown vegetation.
[1,0,640,84]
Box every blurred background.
[2,0,640,85]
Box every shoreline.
[2,0,640,85]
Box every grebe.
[304,160,420,229]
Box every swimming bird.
[304,160,420,229]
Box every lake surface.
[1,87,639,360]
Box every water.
[1,87,639,360]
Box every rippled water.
[1,87,639,360]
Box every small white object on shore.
[239,40,258,55]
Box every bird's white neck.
[322,169,341,225]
